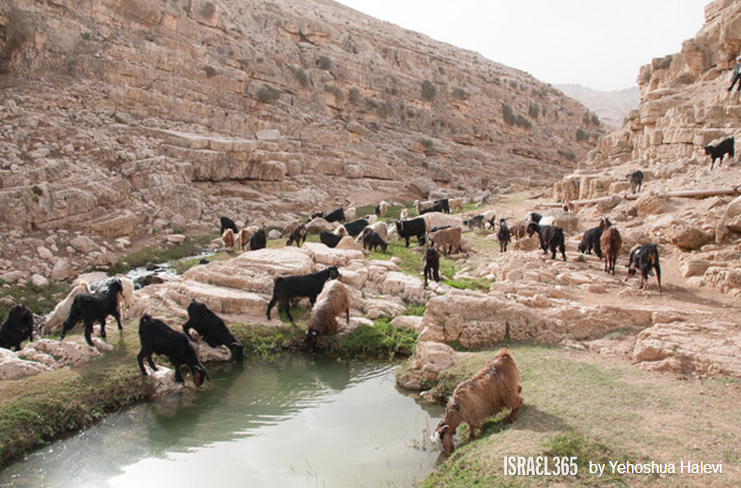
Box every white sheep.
[42,282,91,334]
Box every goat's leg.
[84,320,95,346]
[147,355,158,371]
[137,352,148,375]
[281,298,295,323]
[112,310,122,330]
[172,361,185,383]
[266,297,277,320]
[99,318,107,340]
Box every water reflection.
[0,356,443,488]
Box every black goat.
[463,215,484,229]
[248,228,267,251]
[395,217,427,247]
[138,314,208,386]
[286,223,307,247]
[705,137,734,170]
[423,247,440,287]
[342,218,369,237]
[59,279,123,346]
[421,199,450,215]
[266,266,341,323]
[360,227,388,252]
[319,231,343,248]
[578,227,603,258]
[526,212,543,223]
[626,170,644,193]
[324,207,346,223]
[497,218,511,252]
[220,216,238,236]
[0,304,34,351]
[183,299,244,361]
[627,243,662,292]
[526,222,566,261]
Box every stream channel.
[0,355,445,488]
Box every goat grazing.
[705,136,734,170]
[42,282,91,334]
[428,226,462,255]
[219,216,238,236]
[138,314,208,386]
[248,228,267,251]
[600,226,622,274]
[497,218,511,252]
[59,279,124,346]
[395,217,427,247]
[360,227,388,252]
[0,304,34,351]
[266,266,341,323]
[627,243,662,292]
[374,201,388,218]
[626,170,644,193]
[423,247,440,287]
[183,299,244,361]
[432,349,523,456]
[526,222,566,261]
[286,223,307,247]
[303,281,350,352]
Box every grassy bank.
[416,344,741,487]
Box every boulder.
[669,225,712,250]
[50,258,75,282]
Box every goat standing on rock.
[705,136,734,170]
[138,314,208,386]
[526,222,566,261]
[266,266,341,323]
[183,299,244,361]
[59,279,124,346]
[432,349,523,457]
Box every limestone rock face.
[0,0,591,262]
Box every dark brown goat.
[600,226,622,274]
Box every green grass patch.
[0,282,70,319]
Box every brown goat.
[303,280,350,352]
[433,349,523,456]
[510,223,528,240]
[221,228,235,250]
[428,226,462,255]
[600,226,622,274]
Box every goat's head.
[432,420,455,456]
[526,222,539,237]
[229,341,244,362]
[327,266,340,280]
[109,279,123,297]
[303,329,319,353]
[181,363,209,387]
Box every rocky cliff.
[0,0,596,247]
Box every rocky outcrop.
[0,0,599,283]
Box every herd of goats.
[0,181,667,457]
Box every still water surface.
[0,356,444,488]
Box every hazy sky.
[334,0,710,91]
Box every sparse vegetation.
[422,79,437,102]
[256,84,281,104]
[317,56,332,70]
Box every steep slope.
[0,0,596,246]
